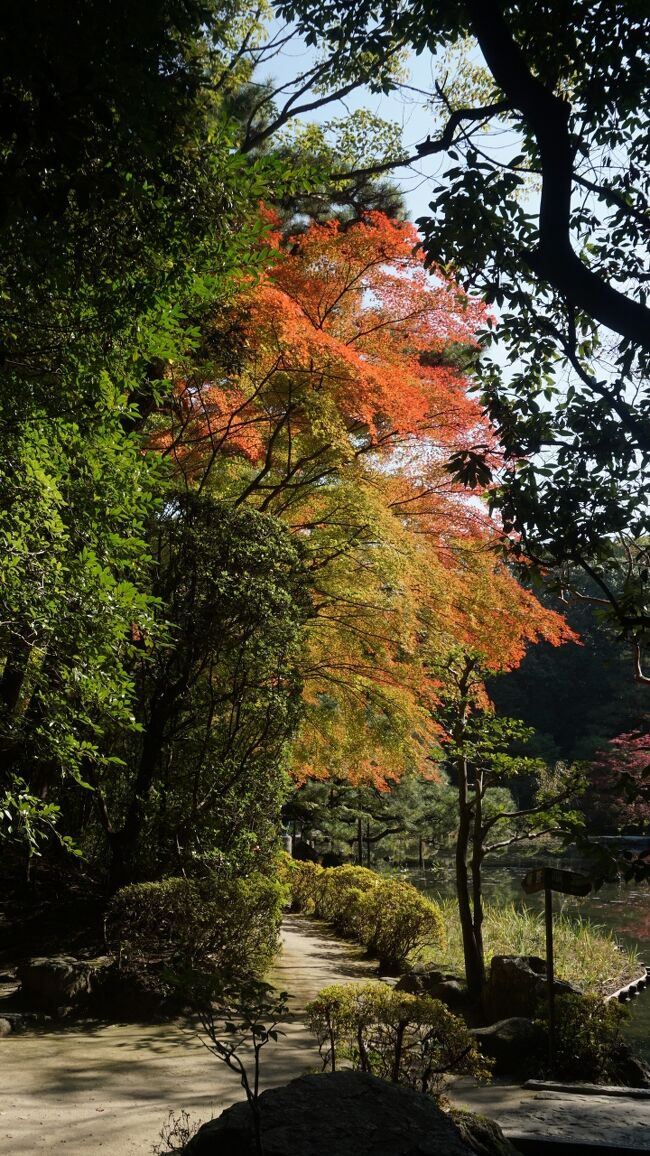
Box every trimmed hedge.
[106,872,285,978]
[284,858,444,972]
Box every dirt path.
[0,915,377,1155]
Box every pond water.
[409,861,650,1061]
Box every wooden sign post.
[521,867,592,1068]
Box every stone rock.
[611,1044,650,1089]
[396,968,472,1015]
[451,1109,523,1156]
[89,963,171,1021]
[484,955,581,1021]
[16,956,103,1011]
[0,1017,12,1036]
[17,957,91,1012]
[471,1017,545,1076]
[184,1071,481,1156]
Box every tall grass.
[419,900,641,996]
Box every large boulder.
[396,966,476,1021]
[484,955,581,1021]
[88,962,178,1021]
[183,1071,509,1156]
[16,955,110,1012]
[451,1109,523,1156]
[471,1017,545,1076]
[611,1044,650,1089]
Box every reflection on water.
[411,862,650,1061]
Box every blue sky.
[259,28,458,224]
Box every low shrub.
[281,857,323,914]
[534,992,628,1083]
[106,872,285,980]
[315,866,379,931]
[306,981,491,1098]
[286,861,444,971]
[357,880,445,972]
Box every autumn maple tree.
[151,211,572,801]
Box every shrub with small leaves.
[282,857,323,914]
[315,866,379,930]
[106,872,285,981]
[286,860,444,971]
[357,880,445,972]
[197,977,291,1156]
[307,981,491,1098]
[535,992,628,1083]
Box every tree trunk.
[0,631,34,713]
[470,773,486,994]
[455,755,484,1003]
[105,700,170,891]
[451,655,486,1005]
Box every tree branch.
[465,0,650,351]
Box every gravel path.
[0,914,376,1155]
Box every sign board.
[521,867,592,897]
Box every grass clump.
[424,900,640,995]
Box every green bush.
[315,866,379,931]
[286,861,444,971]
[357,880,445,972]
[281,857,323,914]
[307,981,491,1098]
[106,872,285,978]
[535,992,628,1083]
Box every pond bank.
[413,864,650,1059]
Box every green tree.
[0,1,293,862]
[85,501,311,888]
[489,588,650,764]
[435,653,583,1002]
[284,772,458,867]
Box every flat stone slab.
[525,1079,650,1099]
[448,1076,650,1151]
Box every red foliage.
[147,210,574,783]
[582,731,650,833]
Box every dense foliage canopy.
[1,0,614,905]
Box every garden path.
[2,913,650,1153]
[0,913,375,1155]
